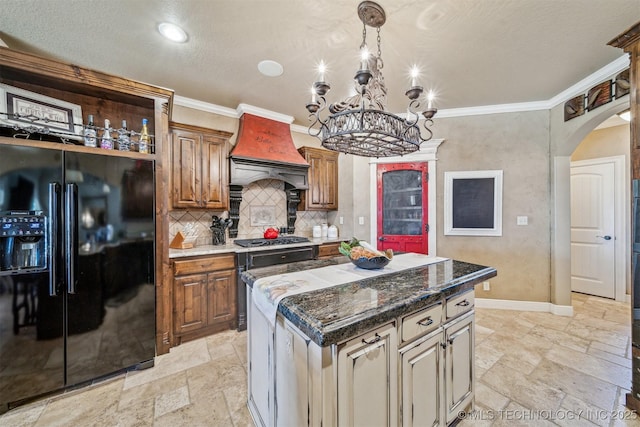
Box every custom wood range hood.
[228,109,310,237]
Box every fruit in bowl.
[338,238,393,270]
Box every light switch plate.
[516,216,528,226]
[358,216,365,225]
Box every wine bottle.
[83,114,97,147]
[100,119,113,149]
[138,118,150,154]
[117,119,130,151]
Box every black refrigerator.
[0,144,155,412]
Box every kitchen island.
[241,253,496,427]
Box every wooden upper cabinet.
[170,122,232,210]
[298,146,339,210]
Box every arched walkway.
[550,97,630,308]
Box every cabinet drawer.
[401,303,442,342]
[446,290,474,320]
[173,254,235,276]
[318,243,342,258]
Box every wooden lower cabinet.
[444,312,475,424]
[317,242,343,259]
[172,254,236,344]
[400,330,445,427]
[337,323,398,427]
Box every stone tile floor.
[1,292,639,426]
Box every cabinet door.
[307,150,326,208]
[376,162,428,254]
[338,323,397,427]
[201,136,228,209]
[173,273,208,334]
[171,130,201,208]
[207,270,236,326]
[322,151,339,209]
[444,312,474,424]
[400,331,444,427]
[299,147,339,211]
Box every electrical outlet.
[516,216,528,226]
[339,216,344,225]
[483,281,490,291]
[358,216,365,225]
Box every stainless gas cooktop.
[233,236,310,247]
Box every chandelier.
[306,1,437,158]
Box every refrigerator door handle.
[48,182,61,296]
[65,183,78,294]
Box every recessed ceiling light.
[158,22,188,43]
[258,60,284,77]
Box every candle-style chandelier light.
[306,1,437,158]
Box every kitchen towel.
[252,253,449,327]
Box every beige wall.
[432,111,552,302]
[572,124,630,161]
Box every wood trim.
[0,47,173,106]
[169,121,233,139]
[608,22,640,50]
[173,254,236,276]
[0,136,156,159]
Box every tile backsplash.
[169,179,328,245]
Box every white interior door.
[570,162,615,298]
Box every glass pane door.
[377,162,428,254]
[382,170,423,235]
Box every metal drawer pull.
[417,316,433,326]
[362,333,382,345]
[456,299,470,307]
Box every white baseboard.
[475,298,574,317]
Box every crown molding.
[547,54,629,107]
[173,95,237,117]
[174,55,631,123]
[236,103,294,124]
[436,101,549,118]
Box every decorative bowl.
[350,255,390,270]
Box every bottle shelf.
[0,114,155,154]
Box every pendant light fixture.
[305,1,437,157]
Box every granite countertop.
[241,256,496,346]
[168,236,346,258]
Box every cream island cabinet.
[241,255,495,427]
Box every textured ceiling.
[1,0,639,126]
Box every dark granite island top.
[241,256,496,346]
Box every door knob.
[596,235,612,240]
[378,237,386,241]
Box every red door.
[376,163,428,254]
